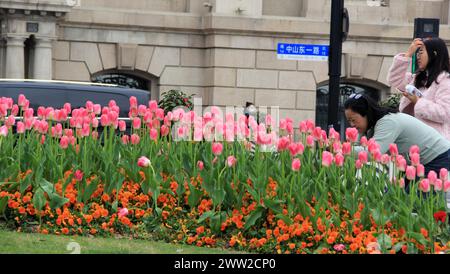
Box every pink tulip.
[138,105,147,117]
[277,137,290,151]
[312,127,322,141]
[306,135,315,148]
[16,121,25,134]
[155,109,165,120]
[0,125,8,137]
[367,139,379,154]
[18,94,27,107]
[334,244,345,252]
[86,101,94,112]
[409,145,420,156]
[440,168,448,181]
[227,156,237,167]
[64,103,71,114]
[299,121,308,133]
[288,143,304,157]
[345,127,358,143]
[137,156,151,168]
[212,142,223,155]
[132,117,141,129]
[322,151,334,167]
[342,142,351,155]
[381,154,390,165]
[121,135,129,144]
[428,170,438,185]
[100,114,110,127]
[358,151,368,164]
[93,104,101,115]
[444,181,450,192]
[118,120,126,132]
[334,153,344,167]
[434,179,443,191]
[74,170,83,181]
[60,136,69,149]
[406,166,416,181]
[160,125,170,137]
[396,155,406,172]
[398,178,405,189]
[355,159,363,169]
[360,136,368,147]
[149,128,158,141]
[129,96,137,108]
[81,124,90,137]
[389,144,398,156]
[410,153,420,167]
[419,179,430,192]
[197,160,204,171]
[131,134,140,145]
[291,158,301,171]
[332,142,342,154]
[372,150,382,163]
[118,208,129,218]
[11,104,18,116]
[6,116,16,127]
[148,100,157,112]
[417,164,425,177]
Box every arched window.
[315,83,380,138]
[92,73,149,90]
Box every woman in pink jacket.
[387,37,450,140]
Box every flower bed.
[0,95,449,254]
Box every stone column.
[5,36,26,79]
[0,39,6,78]
[33,38,53,80]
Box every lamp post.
[327,0,348,133]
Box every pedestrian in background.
[387,37,450,140]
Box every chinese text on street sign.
[277,43,329,61]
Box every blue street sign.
[277,43,329,61]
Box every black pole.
[328,0,345,132]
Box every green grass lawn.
[0,230,244,254]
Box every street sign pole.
[328,0,345,132]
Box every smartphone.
[412,48,420,73]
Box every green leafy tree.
[158,90,194,114]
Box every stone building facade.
[1,0,450,129]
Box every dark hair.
[415,37,450,89]
[344,93,398,134]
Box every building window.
[92,73,149,90]
[315,83,379,138]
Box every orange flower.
[90,228,97,235]
[229,238,237,247]
[350,243,359,252]
[288,243,296,250]
[162,210,169,220]
[18,207,26,215]
[170,181,178,193]
[22,196,31,204]
[84,214,93,224]
[420,228,428,238]
[196,226,205,235]
[101,194,110,203]
[187,236,197,245]
[327,236,336,245]
[61,228,69,235]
